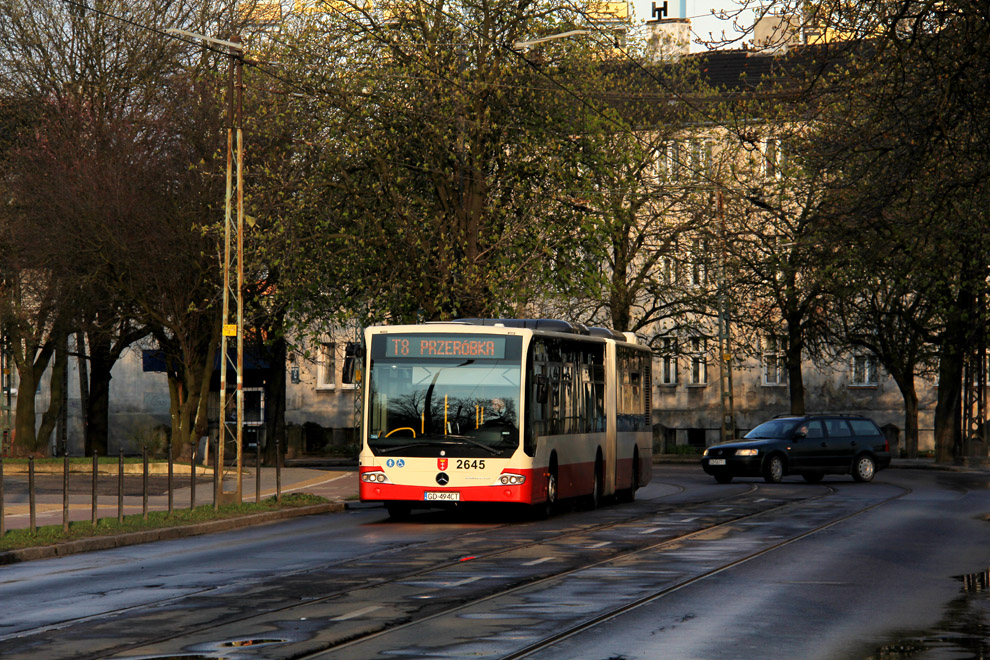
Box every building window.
[659,337,677,386]
[851,353,878,386]
[660,255,680,285]
[688,237,708,287]
[318,341,336,389]
[659,140,684,181]
[689,138,712,180]
[762,137,787,179]
[763,336,788,386]
[689,337,707,385]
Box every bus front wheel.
[386,503,411,520]
[534,459,558,519]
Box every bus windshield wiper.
[442,435,501,455]
[376,437,500,455]
[377,442,437,454]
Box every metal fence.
[0,438,282,537]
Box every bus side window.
[535,374,549,403]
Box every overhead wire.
[53,0,769,218]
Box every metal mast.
[218,35,245,505]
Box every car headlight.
[702,448,710,457]
[735,448,759,456]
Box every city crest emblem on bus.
[438,458,448,471]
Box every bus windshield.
[367,334,522,458]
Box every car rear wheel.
[852,454,876,482]
[763,454,785,483]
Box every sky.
[628,0,758,50]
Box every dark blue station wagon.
[701,415,892,484]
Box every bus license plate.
[424,492,460,501]
[709,458,726,466]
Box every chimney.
[647,18,691,59]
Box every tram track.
[108,484,843,659]
[296,482,884,660]
[0,481,713,648]
[0,481,772,658]
[0,479,899,660]
[501,482,913,660]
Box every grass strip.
[0,493,327,552]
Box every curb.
[2,463,214,476]
[0,501,344,566]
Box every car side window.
[848,419,882,436]
[804,420,825,439]
[825,419,852,437]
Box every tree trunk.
[75,331,91,453]
[933,344,963,464]
[786,322,805,415]
[38,333,68,453]
[12,339,57,455]
[13,364,39,456]
[891,372,919,459]
[85,330,113,457]
[263,333,287,467]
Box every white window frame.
[850,353,879,387]
[317,341,337,390]
[659,337,678,386]
[660,254,679,286]
[688,237,708,288]
[762,335,788,386]
[689,138,712,180]
[659,140,685,182]
[762,137,787,179]
[688,337,707,386]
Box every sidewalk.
[0,465,359,530]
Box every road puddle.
[869,569,989,659]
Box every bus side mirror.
[341,342,364,385]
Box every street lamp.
[167,28,246,506]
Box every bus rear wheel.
[618,451,639,503]
[585,456,603,510]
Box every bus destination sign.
[384,335,506,359]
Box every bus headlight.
[495,473,526,486]
[361,470,393,484]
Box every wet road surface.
[0,465,986,659]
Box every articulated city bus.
[351,319,653,518]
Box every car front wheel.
[852,454,876,482]
[763,455,785,483]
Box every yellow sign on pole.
[223,324,238,337]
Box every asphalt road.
[0,464,986,659]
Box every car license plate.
[424,491,460,501]
[709,458,726,466]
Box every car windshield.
[744,419,801,440]
[366,334,522,458]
